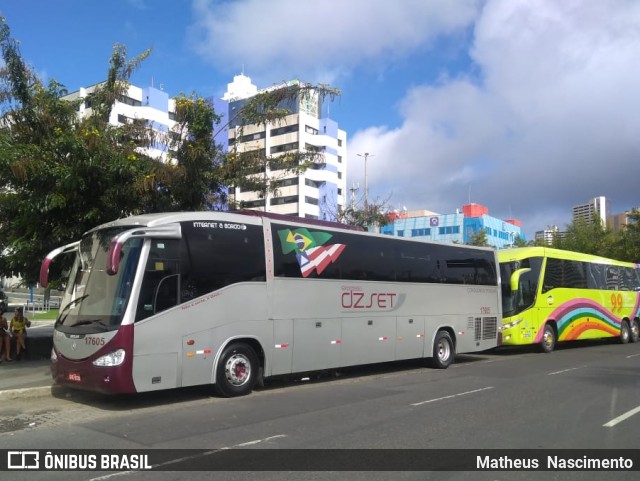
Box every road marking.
[626,353,640,359]
[548,367,580,376]
[411,386,495,406]
[87,434,287,480]
[603,406,640,427]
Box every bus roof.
[497,247,638,267]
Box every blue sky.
[2,0,640,238]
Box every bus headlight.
[93,349,126,367]
[500,318,524,331]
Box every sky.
[2,0,639,239]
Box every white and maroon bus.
[41,211,500,396]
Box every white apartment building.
[572,196,607,226]
[535,225,560,245]
[63,83,176,160]
[223,74,347,220]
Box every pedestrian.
[10,306,30,360]
[0,306,12,362]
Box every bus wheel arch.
[214,339,263,397]
[630,319,640,343]
[431,329,455,369]
[540,322,557,353]
[619,319,631,344]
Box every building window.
[411,228,431,236]
[270,142,298,154]
[168,111,176,120]
[241,199,266,209]
[118,95,142,107]
[305,196,319,206]
[338,155,342,163]
[304,125,318,135]
[438,226,460,235]
[272,124,299,136]
[270,195,298,205]
[273,177,299,188]
[338,139,343,146]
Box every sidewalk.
[0,320,55,400]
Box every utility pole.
[357,152,374,210]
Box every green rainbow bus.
[498,247,640,352]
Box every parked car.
[0,291,6,312]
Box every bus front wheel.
[630,320,640,343]
[215,343,258,397]
[540,324,556,353]
[431,331,454,369]
[619,321,631,344]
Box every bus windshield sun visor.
[40,241,81,288]
[106,224,182,276]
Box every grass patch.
[26,309,59,320]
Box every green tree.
[0,18,341,285]
[552,217,615,257]
[512,235,528,247]
[611,209,640,262]
[467,229,489,247]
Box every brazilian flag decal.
[277,228,346,277]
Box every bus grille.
[473,316,498,341]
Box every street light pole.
[357,152,374,210]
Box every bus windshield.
[500,257,543,317]
[57,227,143,332]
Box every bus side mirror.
[510,268,531,291]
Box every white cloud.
[189,0,480,84]
[191,0,640,237]
[351,0,640,236]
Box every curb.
[0,385,54,401]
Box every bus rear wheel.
[215,343,258,397]
[540,324,556,353]
[630,320,640,343]
[431,331,454,369]
[619,321,631,344]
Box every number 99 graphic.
[610,293,624,313]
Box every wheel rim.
[543,328,554,349]
[437,339,451,362]
[621,324,629,342]
[225,353,251,387]
[632,322,639,340]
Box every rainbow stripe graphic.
[533,295,640,343]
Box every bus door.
[132,239,182,391]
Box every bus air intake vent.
[482,316,498,340]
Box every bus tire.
[619,320,631,344]
[214,343,258,397]
[540,323,556,353]
[630,320,640,343]
[431,331,454,369]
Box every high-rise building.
[572,196,607,226]
[607,208,639,235]
[223,74,347,220]
[535,226,560,245]
[380,203,525,249]
[63,82,176,160]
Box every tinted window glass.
[271,223,496,285]
[136,239,180,322]
[180,221,265,300]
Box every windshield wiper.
[56,294,90,326]
[68,319,110,330]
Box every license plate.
[67,372,82,382]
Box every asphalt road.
[1,339,639,481]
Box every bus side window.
[136,241,180,322]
